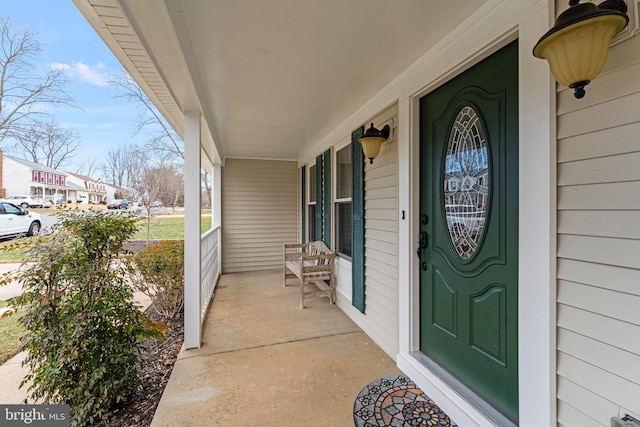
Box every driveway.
[38,212,58,233]
[0,214,55,302]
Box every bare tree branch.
[100,144,140,188]
[109,71,183,161]
[74,157,100,178]
[0,17,74,146]
[127,149,183,244]
[11,120,80,168]
[108,70,220,208]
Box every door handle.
[416,231,428,271]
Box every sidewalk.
[0,263,32,404]
[0,263,23,301]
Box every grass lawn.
[132,215,212,240]
[0,214,213,262]
[0,240,32,263]
[0,300,24,364]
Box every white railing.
[200,226,221,320]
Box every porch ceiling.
[74,0,488,163]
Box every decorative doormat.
[353,375,456,427]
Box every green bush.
[9,211,165,426]
[128,240,184,319]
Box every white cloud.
[50,62,71,72]
[51,61,110,86]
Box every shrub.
[128,240,184,319]
[9,211,165,426]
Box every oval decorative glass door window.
[443,105,490,259]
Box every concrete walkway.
[0,263,23,301]
[151,270,400,427]
[0,263,34,404]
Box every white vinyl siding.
[364,107,399,358]
[221,159,298,273]
[338,104,399,358]
[556,22,640,427]
[297,167,302,243]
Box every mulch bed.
[88,308,184,427]
[122,240,160,254]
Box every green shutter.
[351,126,365,313]
[301,165,306,243]
[315,154,323,241]
[322,149,331,247]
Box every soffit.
[74,0,489,162]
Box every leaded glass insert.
[443,105,489,259]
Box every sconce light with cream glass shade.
[533,0,629,99]
[358,123,390,164]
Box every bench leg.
[300,278,305,309]
[330,274,335,304]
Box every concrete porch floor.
[150,270,400,427]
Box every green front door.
[418,41,519,423]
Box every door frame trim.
[398,5,556,427]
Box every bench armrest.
[285,252,304,261]
[284,243,309,263]
[284,243,307,249]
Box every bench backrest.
[308,241,333,265]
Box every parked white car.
[0,195,44,208]
[0,202,41,238]
[32,197,53,208]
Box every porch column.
[518,7,556,426]
[397,96,414,355]
[184,110,202,349]
[212,163,222,271]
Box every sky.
[0,0,153,174]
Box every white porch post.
[184,111,202,349]
[212,163,222,270]
[518,6,556,426]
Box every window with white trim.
[308,163,317,242]
[334,144,352,258]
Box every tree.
[201,167,212,209]
[0,17,73,147]
[157,165,183,208]
[110,70,212,207]
[129,149,183,245]
[74,156,100,178]
[12,120,80,168]
[109,71,183,161]
[100,144,139,189]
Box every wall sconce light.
[533,0,629,99]
[358,123,390,164]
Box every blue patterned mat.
[353,375,456,426]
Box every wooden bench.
[283,241,336,308]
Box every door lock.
[418,231,428,249]
[416,231,428,271]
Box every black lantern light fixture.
[358,123,390,164]
[533,0,629,99]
